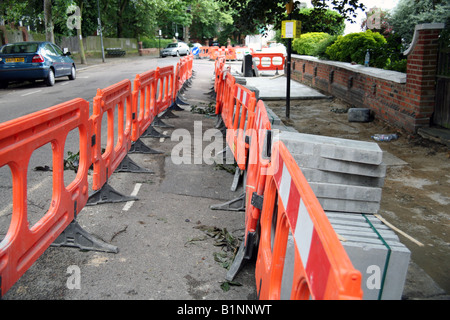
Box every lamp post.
[285,0,293,119]
[97,0,105,63]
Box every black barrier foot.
[160,109,178,119]
[129,138,163,154]
[116,155,154,173]
[52,219,119,253]
[87,183,138,206]
[141,126,170,139]
[152,117,174,128]
[170,103,185,111]
[226,241,245,281]
[225,232,257,281]
[176,96,190,106]
[210,192,245,211]
[231,167,242,192]
[214,116,225,130]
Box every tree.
[44,0,54,42]
[222,0,365,37]
[296,8,346,35]
[389,0,450,48]
[188,0,234,43]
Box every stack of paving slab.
[274,131,410,299]
[275,131,386,214]
[325,212,410,300]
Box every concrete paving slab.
[244,76,328,100]
[277,131,384,165]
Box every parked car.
[160,42,190,57]
[0,41,76,88]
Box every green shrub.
[141,37,173,49]
[325,30,388,68]
[292,32,330,55]
[312,35,338,59]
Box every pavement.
[2,55,449,301]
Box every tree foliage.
[0,0,234,42]
[223,0,365,36]
[296,8,345,36]
[388,0,450,47]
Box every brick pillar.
[405,23,445,132]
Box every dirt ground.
[265,98,450,297]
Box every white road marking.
[159,131,168,142]
[122,183,142,211]
[21,90,42,97]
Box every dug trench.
[266,98,450,298]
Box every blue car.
[0,41,76,88]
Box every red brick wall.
[290,24,444,133]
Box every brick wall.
[290,24,445,133]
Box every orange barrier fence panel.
[244,100,272,246]
[208,46,219,60]
[225,46,237,61]
[187,54,193,79]
[199,46,210,59]
[214,59,230,115]
[132,69,158,141]
[91,79,133,190]
[225,84,257,170]
[0,98,91,297]
[252,53,285,72]
[214,56,226,94]
[156,65,174,115]
[218,72,236,121]
[255,141,363,300]
[225,100,274,281]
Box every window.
[51,44,64,56]
[44,44,57,56]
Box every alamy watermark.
[66,265,81,290]
[169,121,274,169]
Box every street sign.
[192,46,200,55]
[281,20,301,39]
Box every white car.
[160,42,190,57]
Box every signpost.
[282,0,301,118]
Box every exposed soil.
[266,98,450,296]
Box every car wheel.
[45,69,55,86]
[0,81,8,89]
[68,66,76,80]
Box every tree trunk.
[44,0,54,43]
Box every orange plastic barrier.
[255,141,363,300]
[210,46,226,60]
[0,56,194,297]
[243,100,272,250]
[225,84,257,170]
[187,54,193,79]
[213,56,229,115]
[91,79,133,190]
[0,98,91,297]
[156,65,175,115]
[225,46,237,61]
[132,69,158,141]
[217,72,236,124]
[252,52,285,72]
[174,55,191,98]
[225,100,273,280]
[199,46,210,59]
